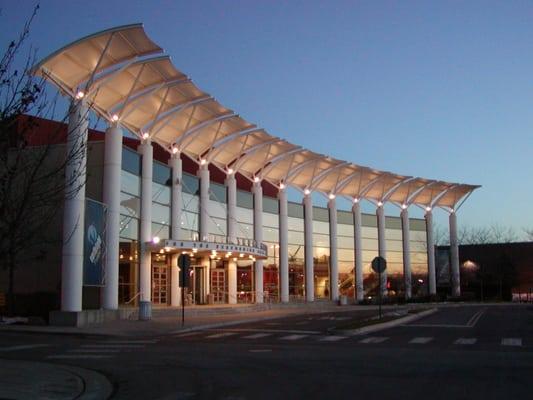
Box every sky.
[1,0,532,236]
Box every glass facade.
[117,145,429,306]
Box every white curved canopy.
[34,24,480,210]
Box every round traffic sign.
[371,256,387,274]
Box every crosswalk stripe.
[280,334,308,341]
[81,344,144,349]
[47,354,113,360]
[454,338,477,345]
[243,333,272,339]
[0,344,50,352]
[359,337,389,344]
[319,336,348,342]
[501,338,522,346]
[205,332,238,339]
[409,337,433,344]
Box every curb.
[344,308,438,336]
[59,364,114,400]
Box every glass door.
[152,262,169,305]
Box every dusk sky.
[1,0,532,235]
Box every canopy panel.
[34,24,480,207]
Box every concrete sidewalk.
[0,359,113,400]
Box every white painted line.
[242,333,273,339]
[249,349,273,353]
[265,322,281,325]
[47,354,113,360]
[319,336,348,342]
[81,344,144,349]
[467,309,486,327]
[405,324,471,328]
[454,338,477,345]
[211,328,320,335]
[501,338,522,347]
[0,344,50,352]
[205,332,238,339]
[280,334,308,341]
[68,349,121,353]
[175,331,204,338]
[104,340,158,344]
[359,337,389,344]
[409,337,433,344]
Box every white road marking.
[466,309,486,327]
[319,335,348,342]
[409,337,433,344]
[81,344,144,349]
[209,328,320,335]
[280,334,308,341]
[175,331,204,338]
[249,349,273,353]
[205,332,238,339]
[501,338,522,347]
[359,337,389,344]
[47,354,113,360]
[68,349,121,353]
[243,333,273,339]
[104,340,158,344]
[0,344,50,352]
[454,338,477,345]
[265,322,281,326]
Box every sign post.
[371,256,387,319]
[178,253,191,327]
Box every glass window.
[182,193,199,213]
[313,233,330,247]
[338,224,354,237]
[337,236,354,249]
[152,222,169,239]
[263,212,279,228]
[313,206,329,222]
[153,182,170,205]
[362,213,377,227]
[120,192,140,218]
[288,230,304,245]
[236,207,253,224]
[263,227,279,242]
[122,147,141,176]
[263,196,279,214]
[152,203,170,225]
[182,173,199,195]
[313,221,330,234]
[120,215,139,240]
[153,161,171,186]
[338,210,353,225]
[210,182,227,203]
[121,170,140,196]
[288,216,304,231]
[288,202,303,218]
[237,190,253,209]
[181,211,198,231]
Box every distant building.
[436,242,533,301]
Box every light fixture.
[254,176,260,183]
[328,193,336,200]
[111,114,119,122]
[425,206,432,212]
[227,168,234,175]
[304,188,311,195]
[142,132,149,140]
[377,201,383,207]
[152,236,160,244]
[172,146,179,154]
[75,90,84,99]
[192,248,198,253]
[353,198,359,204]
[279,182,286,189]
[233,257,238,261]
[200,158,207,165]
[239,253,244,258]
[401,204,408,210]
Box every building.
[436,242,533,302]
[12,24,478,324]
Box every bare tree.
[0,5,87,315]
[523,228,533,241]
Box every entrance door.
[211,269,226,303]
[191,265,206,305]
[152,263,168,305]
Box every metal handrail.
[125,291,142,305]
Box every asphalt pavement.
[0,304,531,399]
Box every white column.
[199,163,209,241]
[253,181,264,303]
[228,259,237,304]
[449,211,461,297]
[303,193,314,302]
[169,152,182,307]
[425,209,437,296]
[328,197,339,301]
[400,207,412,300]
[102,123,122,310]
[353,201,364,302]
[61,99,88,312]
[202,256,210,301]
[279,187,289,303]
[138,140,153,315]
[226,173,237,243]
[376,204,387,297]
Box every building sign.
[83,199,106,286]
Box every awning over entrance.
[34,24,480,208]
[149,239,268,261]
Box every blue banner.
[83,199,106,286]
